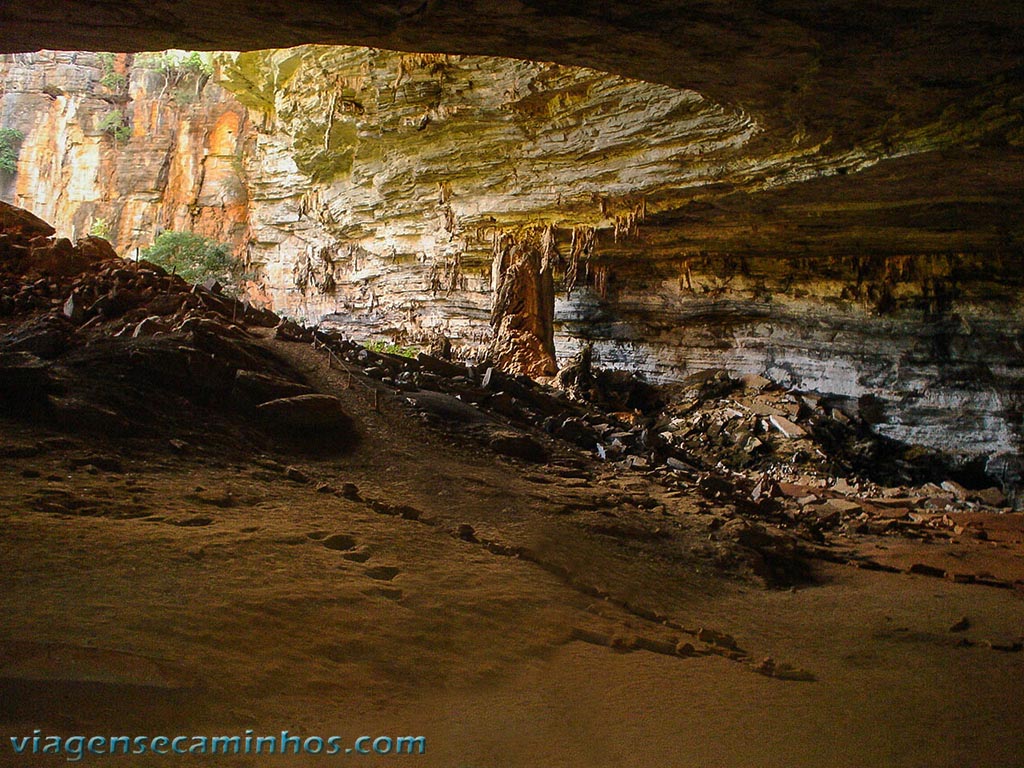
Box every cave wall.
[1,46,1022,465]
[216,45,763,336]
[558,251,1023,461]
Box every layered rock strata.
[0,50,249,258]
[1,46,1022,466]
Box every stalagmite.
[489,233,557,377]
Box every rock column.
[489,234,557,377]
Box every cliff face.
[1,46,1022,470]
[0,50,249,258]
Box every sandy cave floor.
[1,336,1023,768]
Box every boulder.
[232,369,314,408]
[416,351,465,378]
[973,486,1007,507]
[242,302,280,328]
[739,373,771,390]
[555,417,598,449]
[0,201,56,237]
[62,294,85,323]
[87,287,141,319]
[201,277,223,294]
[135,259,168,277]
[145,293,187,316]
[3,315,73,358]
[487,430,549,462]
[255,394,356,449]
[275,318,314,342]
[769,414,807,438]
[74,235,119,263]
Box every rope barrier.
[311,336,384,412]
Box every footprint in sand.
[363,587,403,601]
[167,515,214,527]
[321,533,358,551]
[363,565,400,581]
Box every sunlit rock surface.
[0,51,249,255]
[1,45,1022,465]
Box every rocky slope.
[1,47,1022,472]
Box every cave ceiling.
[2,0,1023,250]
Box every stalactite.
[679,257,693,292]
[442,204,456,236]
[394,52,449,88]
[317,246,336,294]
[292,252,311,294]
[592,263,609,299]
[292,243,339,295]
[540,223,558,271]
[566,226,596,294]
[429,251,462,294]
[438,180,452,205]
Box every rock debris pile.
[304,327,1020,587]
[0,202,351,448]
[312,327,1014,509]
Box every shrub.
[181,51,214,78]
[141,231,244,293]
[0,128,23,173]
[99,109,131,143]
[102,71,127,91]
[97,52,127,92]
[365,340,420,358]
[140,51,213,78]
[139,51,213,103]
[89,217,111,239]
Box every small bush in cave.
[0,128,23,173]
[141,230,243,293]
[89,217,111,239]
[365,340,420,358]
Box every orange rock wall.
[0,51,249,260]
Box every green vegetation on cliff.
[97,52,126,92]
[138,50,214,104]
[0,128,23,173]
[89,217,111,239]
[98,109,131,143]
